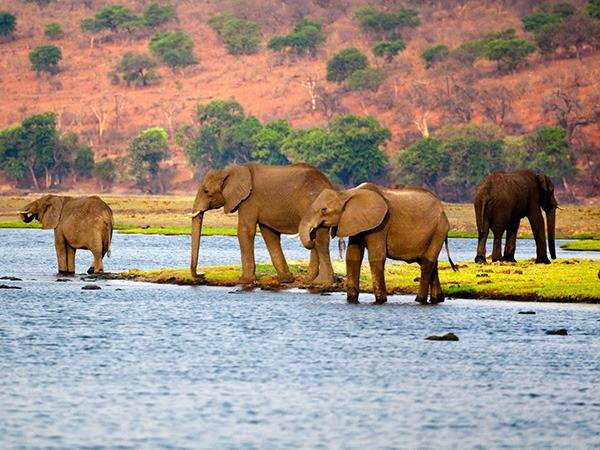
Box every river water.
[1,229,599,449]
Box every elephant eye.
[203,188,209,194]
[321,207,327,214]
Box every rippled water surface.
[1,229,599,449]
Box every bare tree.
[91,101,110,142]
[542,88,600,144]
[477,84,515,127]
[397,81,442,138]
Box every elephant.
[190,162,335,285]
[299,183,457,304]
[19,195,114,275]
[474,169,558,264]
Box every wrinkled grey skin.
[190,162,335,285]
[20,195,114,275]
[474,169,558,264]
[299,183,456,304]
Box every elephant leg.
[475,228,489,264]
[429,262,445,304]
[491,231,504,262]
[527,213,550,264]
[304,247,319,283]
[88,249,104,274]
[368,253,387,304]
[66,246,76,273]
[237,221,257,284]
[346,239,365,303]
[54,232,72,275]
[307,228,334,285]
[259,225,294,283]
[502,223,519,263]
[415,259,435,304]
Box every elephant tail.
[445,237,458,272]
[104,221,113,258]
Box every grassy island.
[109,258,600,304]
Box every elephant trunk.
[299,215,316,250]
[190,211,204,278]
[547,207,556,260]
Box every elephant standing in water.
[474,169,558,264]
[299,183,456,304]
[19,195,114,274]
[190,162,335,285]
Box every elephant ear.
[337,188,388,237]
[222,165,252,214]
[40,196,63,230]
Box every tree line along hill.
[0,0,599,203]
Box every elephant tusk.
[287,233,299,239]
[18,211,29,214]
[188,211,202,219]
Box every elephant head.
[299,186,388,249]
[19,195,63,230]
[190,165,252,277]
[537,174,558,260]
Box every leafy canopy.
[149,31,198,69]
[28,45,62,74]
[326,47,369,83]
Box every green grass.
[114,224,237,236]
[0,221,41,229]
[107,258,600,303]
[560,239,600,251]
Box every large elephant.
[474,169,558,264]
[299,183,456,304]
[19,195,114,274]
[190,162,335,285]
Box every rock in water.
[426,332,459,341]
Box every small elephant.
[474,169,558,264]
[19,195,114,275]
[190,162,335,285]
[299,183,456,304]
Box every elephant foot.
[307,274,335,286]
[374,297,387,304]
[276,272,295,283]
[347,297,360,304]
[414,295,428,304]
[501,256,516,263]
[237,275,257,285]
[474,255,487,264]
[535,257,551,264]
[430,294,445,304]
[87,267,104,275]
[58,270,75,276]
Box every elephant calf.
[20,195,114,275]
[299,183,457,304]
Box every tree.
[89,5,141,33]
[353,7,420,41]
[346,68,388,92]
[554,14,600,60]
[115,51,159,86]
[421,44,450,69]
[393,138,449,196]
[93,159,117,191]
[522,11,561,33]
[72,143,95,182]
[44,22,63,40]
[267,19,326,57]
[28,45,62,75]
[286,114,390,187]
[127,127,169,193]
[542,88,600,143]
[485,38,536,73]
[220,18,261,55]
[372,39,406,63]
[326,48,369,83]
[0,11,16,37]
[527,126,578,190]
[149,31,198,70]
[587,0,600,20]
[143,2,177,28]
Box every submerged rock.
[0,284,21,290]
[426,332,459,341]
[546,328,568,336]
[82,284,102,290]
